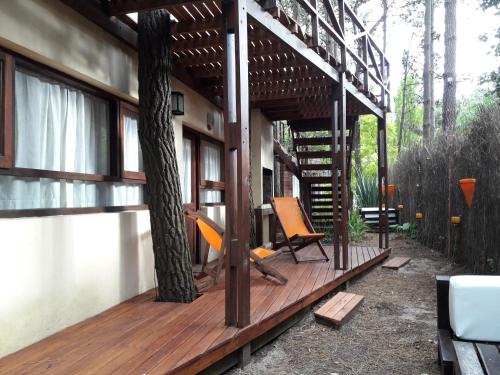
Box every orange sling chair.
[184,209,287,292]
[271,197,329,263]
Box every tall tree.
[422,0,434,140]
[442,0,457,130]
[398,50,411,154]
[479,0,500,97]
[138,10,196,303]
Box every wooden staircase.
[290,119,356,234]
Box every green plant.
[348,211,368,242]
[354,172,379,208]
[393,222,417,239]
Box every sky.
[364,0,499,99]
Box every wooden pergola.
[66,0,391,329]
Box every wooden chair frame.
[184,209,287,292]
[271,197,329,264]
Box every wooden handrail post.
[331,86,341,268]
[223,0,250,328]
[377,112,389,249]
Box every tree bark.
[422,0,433,141]
[443,0,457,131]
[398,51,410,155]
[138,10,196,303]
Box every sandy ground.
[227,233,464,375]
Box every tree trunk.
[382,0,388,52]
[138,10,196,303]
[429,0,435,130]
[443,0,457,131]
[422,0,433,141]
[398,51,410,155]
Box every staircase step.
[296,151,332,159]
[301,164,333,171]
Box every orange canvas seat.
[184,209,287,291]
[272,197,329,263]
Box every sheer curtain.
[14,69,109,174]
[123,112,143,172]
[0,68,143,210]
[200,140,222,204]
[181,138,192,204]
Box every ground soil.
[227,233,465,375]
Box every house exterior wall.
[0,0,273,357]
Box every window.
[0,52,13,169]
[199,139,224,204]
[0,51,146,216]
[120,102,145,180]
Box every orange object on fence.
[398,204,404,210]
[388,184,396,197]
[416,212,423,219]
[451,216,461,225]
[459,178,477,208]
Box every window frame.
[0,48,147,218]
[0,50,13,169]
[119,101,146,181]
[182,124,225,206]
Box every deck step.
[382,257,411,270]
[314,292,364,327]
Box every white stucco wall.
[0,211,154,356]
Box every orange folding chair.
[271,197,329,263]
[184,209,287,291]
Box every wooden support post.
[223,0,250,328]
[337,0,347,72]
[337,73,349,269]
[377,112,389,249]
[238,343,251,368]
[332,75,347,270]
[331,87,340,269]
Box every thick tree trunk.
[422,0,433,141]
[138,11,196,303]
[443,0,457,131]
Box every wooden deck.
[0,245,390,375]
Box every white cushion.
[449,275,500,342]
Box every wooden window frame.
[0,48,147,217]
[120,101,146,181]
[199,135,225,191]
[0,51,13,169]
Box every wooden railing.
[263,0,391,110]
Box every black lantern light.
[171,91,184,115]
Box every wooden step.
[382,257,411,270]
[314,292,364,327]
[296,151,332,159]
[301,164,333,171]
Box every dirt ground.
[227,233,464,375]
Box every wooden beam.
[273,139,300,177]
[61,0,137,48]
[106,0,207,16]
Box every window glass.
[201,140,222,182]
[181,137,192,204]
[14,68,110,174]
[123,111,144,172]
[200,189,222,204]
[0,175,143,210]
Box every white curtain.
[181,138,192,204]
[200,141,222,203]
[14,69,109,174]
[0,176,143,209]
[123,113,143,172]
[292,175,300,198]
[0,68,144,210]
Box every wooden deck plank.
[0,245,390,375]
[382,256,411,270]
[315,292,364,326]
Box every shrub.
[348,211,368,242]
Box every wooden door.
[181,132,199,264]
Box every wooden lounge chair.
[271,197,329,263]
[184,209,287,291]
